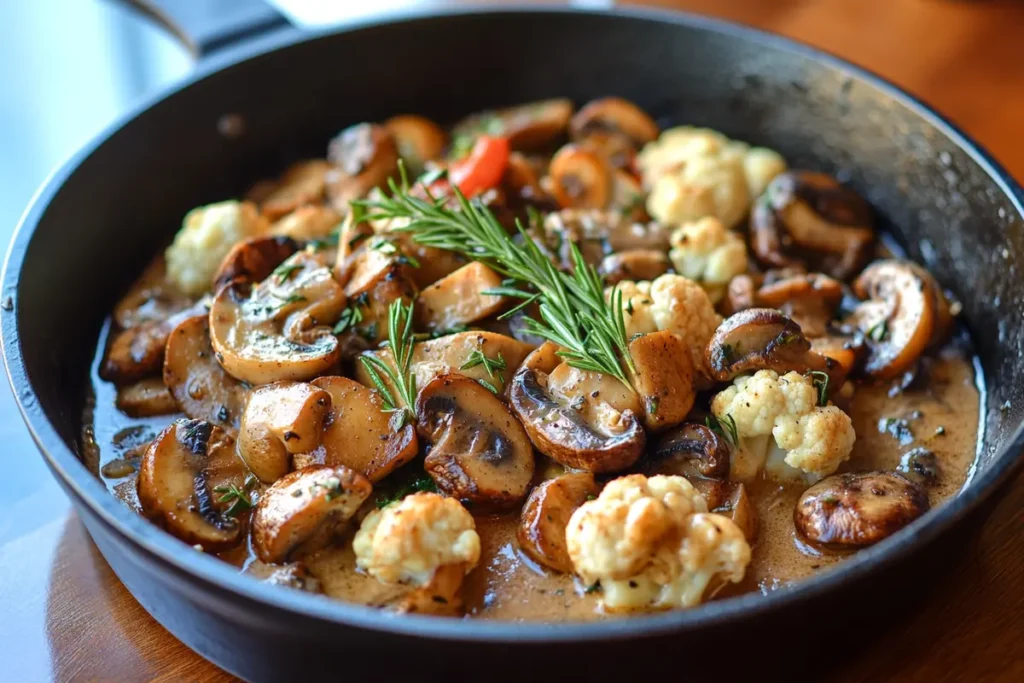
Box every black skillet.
[3,2,1024,681]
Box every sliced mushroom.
[414,261,509,331]
[810,335,863,388]
[310,376,418,483]
[209,252,346,384]
[416,374,534,509]
[548,144,613,210]
[650,422,730,480]
[116,377,178,418]
[795,471,929,548]
[509,342,645,473]
[578,130,638,170]
[325,123,400,212]
[452,98,573,152]
[751,171,874,280]
[627,330,695,431]
[384,114,447,174]
[517,473,600,573]
[570,97,659,148]
[598,249,670,286]
[355,330,533,397]
[756,272,844,339]
[213,235,300,291]
[249,160,332,221]
[706,309,841,389]
[113,255,192,329]
[101,301,207,384]
[846,259,952,379]
[237,381,332,484]
[336,240,418,346]
[137,419,250,551]
[163,313,249,432]
[544,209,671,263]
[252,464,372,564]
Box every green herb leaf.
[806,370,830,407]
[706,413,739,448]
[867,319,889,342]
[460,350,507,383]
[358,300,418,424]
[272,262,302,283]
[333,305,364,334]
[214,478,256,518]
[477,378,499,394]
[375,474,438,508]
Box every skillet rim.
[3,4,1024,643]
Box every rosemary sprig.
[214,475,257,518]
[356,164,634,385]
[460,349,507,384]
[706,414,740,448]
[358,299,418,428]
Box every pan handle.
[116,0,292,58]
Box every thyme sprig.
[355,163,635,386]
[358,299,418,428]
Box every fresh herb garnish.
[584,582,601,594]
[706,413,739,447]
[273,293,307,310]
[333,305,364,334]
[370,236,398,255]
[647,397,659,415]
[359,300,418,427]
[477,378,499,394]
[460,349,507,384]
[806,370,830,407]
[375,473,438,508]
[272,262,302,283]
[867,319,889,342]
[308,229,341,252]
[214,475,257,518]
[357,162,636,386]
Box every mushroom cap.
[384,114,447,173]
[237,381,332,484]
[248,160,331,221]
[599,249,671,286]
[252,464,372,564]
[509,343,645,473]
[517,472,601,573]
[417,373,535,510]
[794,471,929,548]
[848,259,951,379]
[325,122,399,212]
[650,422,731,480]
[137,419,250,551]
[706,308,840,387]
[570,96,659,147]
[163,313,250,432]
[751,170,874,280]
[548,143,614,209]
[102,301,207,384]
[310,375,418,483]
[213,235,300,291]
[209,253,346,384]
[452,98,573,152]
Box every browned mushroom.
[719,483,758,543]
[163,313,249,432]
[845,259,952,379]
[252,464,372,564]
[706,308,842,391]
[570,97,659,148]
[795,471,929,548]
[417,374,535,510]
[650,422,731,480]
[598,249,671,285]
[750,171,874,280]
[509,342,645,473]
[755,272,845,339]
[308,376,418,483]
[247,160,332,221]
[548,144,613,209]
[212,235,300,291]
[237,381,332,483]
[452,98,573,152]
[335,238,418,347]
[324,123,399,212]
[517,473,600,573]
[209,252,346,383]
[542,208,671,271]
[414,261,509,331]
[137,419,250,551]
[116,377,178,417]
[101,301,207,385]
[384,114,447,174]
[113,255,192,330]
[627,329,695,431]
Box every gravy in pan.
[83,321,981,621]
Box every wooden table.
[2,1,1023,680]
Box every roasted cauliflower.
[166,200,268,295]
[711,370,856,482]
[638,126,786,228]
[566,474,750,610]
[668,216,748,303]
[613,274,722,377]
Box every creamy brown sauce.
[83,314,981,621]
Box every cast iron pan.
[3,2,1024,681]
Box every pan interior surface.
[4,8,1024,641]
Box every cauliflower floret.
[165,200,268,296]
[669,217,748,303]
[613,274,721,376]
[353,492,480,587]
[638,126,786,228]
[711,370,856,482]
[567,474,750,611]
